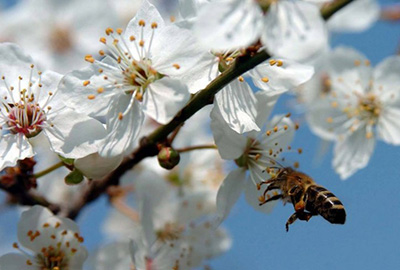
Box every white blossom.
[58,0,205,157]
[0,43,106,170]
[306,47,400,179]
[0,205,88,270]
[211,91,296,222]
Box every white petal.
[328,0,379,32]
[0,134,34,170]
[57,65,117,119]
[327,46,372,93]
[124,0,165,60]
[151,24,208,77]
[45,109,107,159]
[140,195,157,251]
[210,104,248,160]
[17,205,54,252]
[143,78,190,124]
[214,79,259,134]
[194,0,263,50]
[250,60,314,93]
[333,125,375,179]
[0,253,36,270]
[262,2,328,61]
[306,97,354,140]
[68,246,88,270]
[74,153,123,179]
[100,94,144,157]
[36,70,63,108]
[216,168,246,224]
[254,91,280,129]
[373,55,400,104]
[0,43,35,89]
[377,107,400,145]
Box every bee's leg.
[285,212,299,232]
[259,194,283,206]
[262,185,279,198]
[296,211,315,222]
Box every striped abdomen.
[305,185,346,224]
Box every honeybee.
[259,167,346,231]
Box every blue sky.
[0,0,399,269]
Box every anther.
[261,77,269,83]
[277,60,283,67]
[130,35,135,41]
[172,63,180,70]
[116,28,123,35]
[273,126,278,132]
[118,112,123,120]
[97,87,104,93]
[105,27,114,35]
[298,148,303,154]
[139,40,145,47]
[87,95,96,100]
[138,20,146,26]
[269,59,277,66]
[83,80,90,86]
[99,50,105,56]
[85,55,95,63]
[238,76,244,82]
[100,37,107,44]
[151,22,158,28]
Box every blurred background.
[0,0,399,269]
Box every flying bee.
[259,167,346,231]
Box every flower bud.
[157,147,180,170]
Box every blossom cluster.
[0,0,394,269]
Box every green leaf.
[65,169,84,185]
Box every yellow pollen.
[256,183,261,190]
[266,130,271,136]
[354,60,361,66]
[139,40,145,47]
[238,76,244,82]
[83,80,90,86]
[138,20,146,26]
[170,15,176,22]
[277,60,283,67]
[97,87,104,93]
[100,37,107,44]
[113,39,119,44]
[261,77,269,83]
[151,22,158,28]
[105,27,114,35]
[116,28,123,35]
[366,132,373,139]
[87,94,96,100]
[130,35,135,41]
[118,112,123,120]
[172,63,180,69]
[98,68,103,73]
[99,50,105,56]
[273,126,278,132]
[258,196,265,203]
[283,125,288,130]
[269,59,277,66]
[226,57,234,61]
[85,55,95,63]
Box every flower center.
[35,247,69,270]
[357,93,381,121]
[156,223,184,242]
[6,102,46,138]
